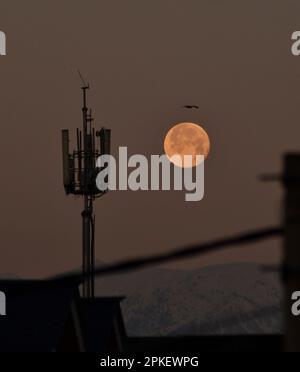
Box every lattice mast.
[61,74,111,298]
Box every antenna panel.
[100,128,111,156]
[61,130,72,194]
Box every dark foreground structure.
[2,151,300,353]
[0,280,283,352]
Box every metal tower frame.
[61,76,111,298]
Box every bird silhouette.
[183,105,199,109]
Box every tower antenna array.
[61,74,111,298]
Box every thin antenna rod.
[77,69,90,89]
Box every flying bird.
[183,105,199,109]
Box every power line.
[52,226,283,284]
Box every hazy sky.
[1,0,299,277]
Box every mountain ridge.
[95,262,283,336]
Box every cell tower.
[61,73,111,298]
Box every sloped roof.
[0,280,79,352]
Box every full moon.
[164,122,210,168]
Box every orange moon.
[164,122,210,168]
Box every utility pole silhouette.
[61,73,111,298]
[283,154,300,352]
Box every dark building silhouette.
[0,280,125,352]
[0,279,283,352]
